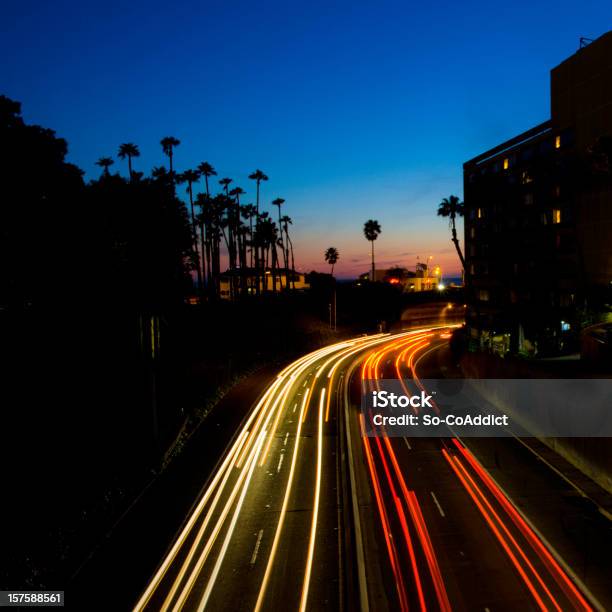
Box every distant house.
[218,268,310,299]
[359,264,443,292]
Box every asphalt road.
[134,332,404,611]
[348,332,606,611]
[133,327,608,611]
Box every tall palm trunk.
[203,177,212,294]
[371,240,375,281]
[450,214,466,270]
[288,235,296,290]
[187,183,202,292]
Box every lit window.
[478,289,490,302]
[470,227,476,238]
[503,158,509,170]
[521,171,533,184]
[555,135,561,149]
[552,209,561,224]
[477,208,483,219]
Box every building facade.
[464,32,612,356]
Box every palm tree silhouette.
[117,143,140,179]
[363,219,381,281]
[198,161,217,196]
[219,177,233,195]
[160,136,180,173]
[96,157,114,177]
[271,198,286,288]
[197,162,217,291]
[281,215,295,289]
[229,187,246,291]
[178,169,203,291]
[437,195,465,270]
[324,247,339,276]
[242,204,258,268]
[248,169,268,216]
[248,170,268,294]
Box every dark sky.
[2,0,610,276]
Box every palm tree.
[242,204,258,267]
[248,169,269,215]
[117,143,140,179]
[271,198,286,287]
[280,215,294,289]
[437,195,465,270]
[197,162,217,291]
[219,177,233,195]
[248,170,268,293]
[363,219,382,281]
[324,247,339,276]
[160,136,180,173]
[178,169,203,291]
[96,157,114,177]
[197,161,217,196]
[229,187,246,288]
[281,215,295,291]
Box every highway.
[133,327,604,611]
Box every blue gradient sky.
[2,1,610,277]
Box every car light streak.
[158,429,251,611]
[133,427,250,611]
[442,449,551,612]
[254,388,311,612]
[451,439,593,612]
[299,388,325,612]
[410,341,593,612]
[360,414,410,612]
[135,326,467,612]
[196,428,268,612]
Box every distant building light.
[437,283,445,291]
[503,158,509,170]
[477,208,483,219]
[555,135,561,149]
[552,209,562,224]
[561,320,571,331]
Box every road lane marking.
[293,403,297,413]
[430,491,446,517]
[276,454,284,473]
[403,438,412,451]
[283,432,289,445]
[250,530,264,565]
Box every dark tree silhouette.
[96,156,114,177]
[437,195,465,270]
[118,142,140,179]
[177,169,203,292]
[160,136,180,174]
[324,247,339,276]
[363,219,381,281]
